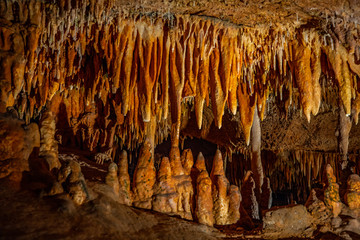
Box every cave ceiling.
[1,0,360,154]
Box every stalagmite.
[39,109,61,171]
[195,154,214,226]
[181,149,194,176]
[345,174,360,210]
[324,164,342,217]
[260,177,272,210]
[169,147,194,220]
[228,185,241,224]
[118,150,132,206]
[210,150,230,225]
[132,140,156,209]
[152,157,178,214]
[105,162,120,196]
[241,171,260,220]
[58,160,89,205]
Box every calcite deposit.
[324,164,342,217]
[345,174,360,210]
[1,0,360,239]
[195,153,214,226]
[152,157,178,214]
[132,140,156,209]
[117,150,132,206]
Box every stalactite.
[250,105,264,204]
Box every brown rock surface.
[0,181,224,240]
[58,159,89,205]
[263,205,315,239]
[305,189,332,226]
[0,112,40,183]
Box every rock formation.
[211,150,230,225]
[324,164,342,217]
[195,153,214,226]
[345,174,360,210]
[58,160,89,205]
[228,185,241,224]
[132,140,156,209]
[1,0,360,239]
[152,157,178,214]
[169,147,194,220]
[241,171,260,220]
[118,150,132,206]
[0,112,40,183]
[105,162,120,196]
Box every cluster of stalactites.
[1,0,360,151]
[264,150,360,197]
